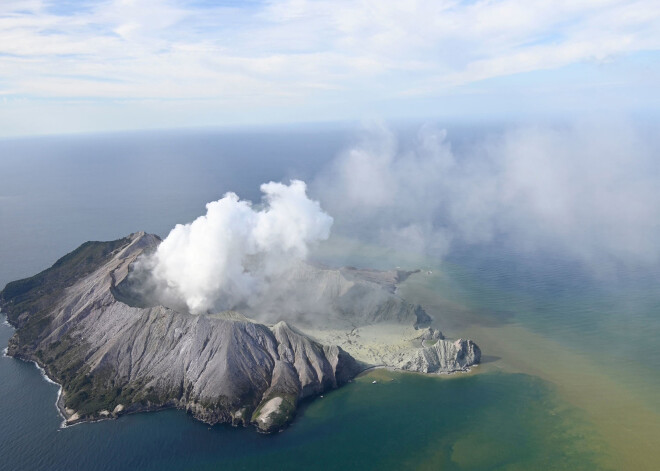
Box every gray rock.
[420,327,444,342]
[397,338,481,373]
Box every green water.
[396,254,660,470]
[236,370,606,471]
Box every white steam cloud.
[144,180,332,314]
[315,120,660,271]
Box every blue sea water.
[0,126,658,470]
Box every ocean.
[1,126,658,470]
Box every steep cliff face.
[0,233,361,432]
[396,339,481,373]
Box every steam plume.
[143,180,332,314]
[315,120,660,271]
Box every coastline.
[356,363,477,379]
[0,313,69,428]
[35,360,68,429]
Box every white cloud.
[314,119,660,271]
[0,0,659,134]
[144,179,333,314]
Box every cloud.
[314,119,660,270]
[1,0,659,105]
[315,122,456,258]
[139,179,333,314]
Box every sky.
[1,0,660,136]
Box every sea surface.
[1,126,658,470]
